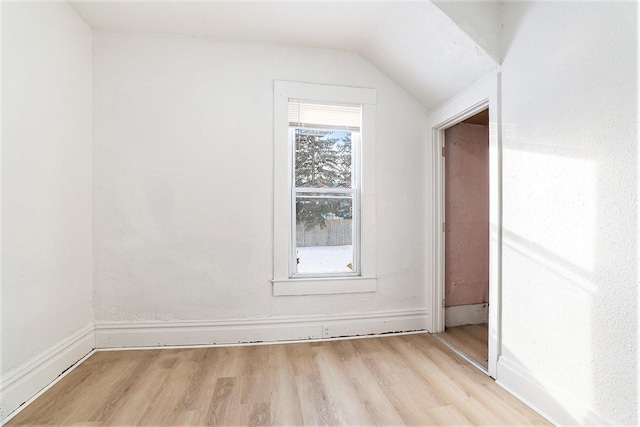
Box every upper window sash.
[291,127,356,190]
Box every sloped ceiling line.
[69,0,499,110]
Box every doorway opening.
[435,109,490,372]
[427,74,500,378]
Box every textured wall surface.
[444,123,489,307]
[1,2,93,374]
[92,31,428,321]
[500,1,638,424]
[432,0,501,63]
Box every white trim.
[0,350,96,427]
[272,276,376,296]
[275,81,376,105]
[273,81,377,293]
[496,357,614,426]
[0,324,95,423]
[445,303,489,327]
[426,72,502,378]
[95,309,427,348]
[94,330,428,352]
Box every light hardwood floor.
[435,324,489,370]
[7,333,548,426]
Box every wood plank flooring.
[7,333,548,426]
[435,324,489,370]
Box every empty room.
[1,0,638,425]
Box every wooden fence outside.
[297,219,352,247]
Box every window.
[273,82,377,295]
[291,101,360,277]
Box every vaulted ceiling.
[69,1,500,111]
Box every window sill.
[271,276,377,296]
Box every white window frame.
[272,81,377,296]
[289,119,360,279]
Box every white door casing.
[426,72,501,378]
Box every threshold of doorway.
[431,332,489,375]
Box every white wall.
[93,32,428,324]
[1,0,94,415]
[498,2,638,424]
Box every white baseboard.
[496,356,614,426]
[445,303,488,327]
[95,309,428,348]
[0,311,426,422]
[0,324,95,424]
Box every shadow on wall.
[498,345,574,424]
[498,1,638,423]
[500,126,638,424]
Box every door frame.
[426,73,501,378]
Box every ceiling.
[69,1,500,111]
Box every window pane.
[294,128,352,188]
[295,196,353,274]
